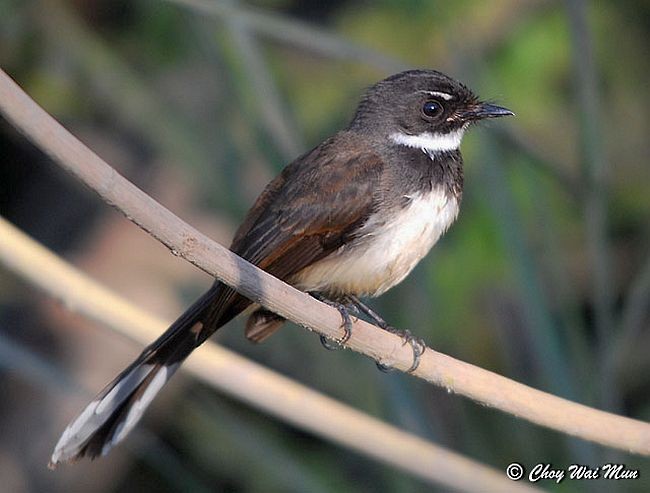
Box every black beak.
[461,102,514,121]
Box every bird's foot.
[376,327,426,373]
[311,294,356,350]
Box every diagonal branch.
[0,217,536,493]
[0,68,648,456]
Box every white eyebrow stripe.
[421,90,454,101]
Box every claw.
[313,293,426,372]
[406,336,426,373]
[375,327,426,373]
[318,301,353,350]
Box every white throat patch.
[390,128,465,157]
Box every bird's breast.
[292,187,460,297]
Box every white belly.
[293,187,459,297]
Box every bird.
[50,69,513,466]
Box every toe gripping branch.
[345,295,426,373]
[375,327,426,373]
[311,294,356,350]
[313,294,425,373]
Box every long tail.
[50,283,249,467]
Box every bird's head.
[350,69,513,154]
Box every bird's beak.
[461,102,514,121]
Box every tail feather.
[245,308,286,343]
[50,284,249,467]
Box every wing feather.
[231,136,383,281]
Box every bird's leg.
[345,295,425,373]
[311,293,357,349]
[344,295,389,328]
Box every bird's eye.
[421,100,444,119]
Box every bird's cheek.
[396,117,416,133]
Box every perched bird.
[50,69,513,466]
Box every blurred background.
[1,0,649,491]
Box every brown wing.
[50,137,384,464]
[231,133,384,280]
[201,132,383,336]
